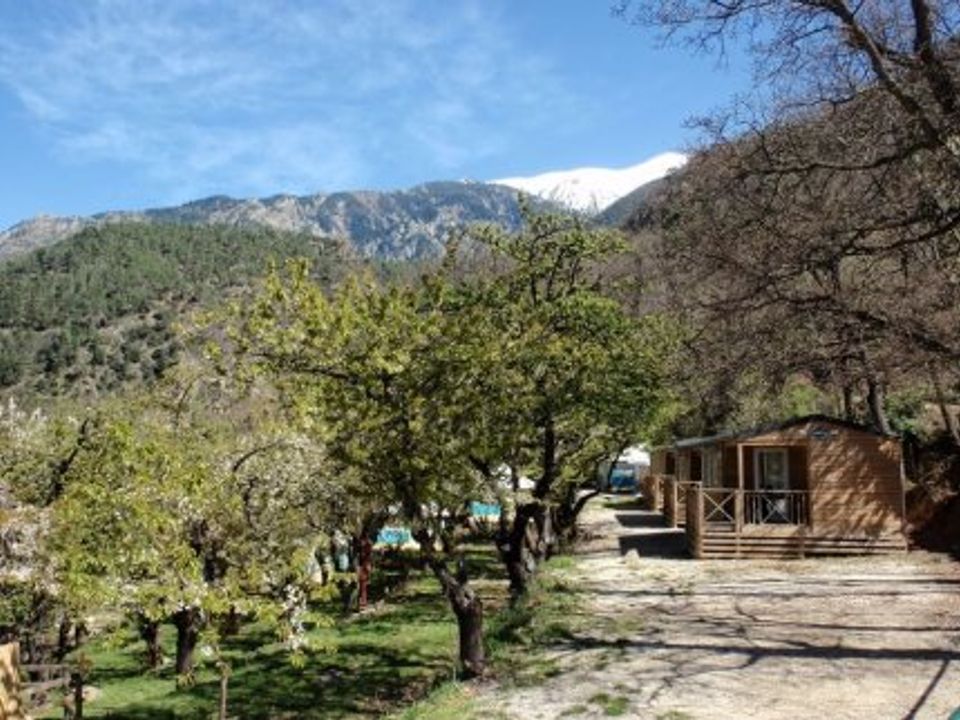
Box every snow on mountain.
[492,152,687,214]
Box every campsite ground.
[461,497,960,720]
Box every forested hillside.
[0,222,351,399]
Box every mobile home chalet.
[649,416,907,559]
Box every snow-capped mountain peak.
[492,152,687,214]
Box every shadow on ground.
[613,509,688,559]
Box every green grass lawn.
[40,543,581,719]
[46,544,513,719]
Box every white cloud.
[0,0,579,200]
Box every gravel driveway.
[478,497,960,720]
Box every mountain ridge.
[0,181,533,262]
[1,156,680,262]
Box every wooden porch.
[649,417,909,559]
[684,484,905,558]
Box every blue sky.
[0,1,751,229]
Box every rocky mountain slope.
[0,155,682,263]
[0,181,530,263]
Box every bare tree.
[617,0,960,433]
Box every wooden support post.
[736,444,745,494]
[1,643,24,720]
[694,485,705,559]
[736,444,745,558]
[668,478,678,528]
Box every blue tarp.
[376,527,413,546]
[470,501,501,518]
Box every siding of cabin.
[805,423,904,536]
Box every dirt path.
[477,497,960,719]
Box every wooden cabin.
[649,415,907,558]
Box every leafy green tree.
[231,263,498,677]
[459,208,678,597]
[0,399,85,661]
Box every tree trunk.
[56,616,72,662]
[414,529,486,678]
[530,504,556,563]
[556,488,599,547]
[70,670,84,720]
[841,383,856,422]
[173,608,200,680]
[929,362,960,446]
[453,595,484,679]
[138,616,162,670]
[73,621,88,648]
[866,378,893,434]
[499,502,538,601]
[221,606,241,637]
[356,535,373,610]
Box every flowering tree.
[46,376,334,716]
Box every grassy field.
[43,543,581,719]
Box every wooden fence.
[0,642,83,719]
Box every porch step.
[699,532,907,559]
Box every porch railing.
[743,490,809,526]
[663,475,697,528]
[692,487,810,528]
[702,488,737,524]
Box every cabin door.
[754,449,790,522]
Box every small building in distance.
[649,415,907,559]
[598,446,650,493]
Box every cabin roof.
[668,414,897,450]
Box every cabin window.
[701,448,719,487]
[754,448,789,490]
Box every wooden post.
[0,643,24,720]
[693,484,705,558]
[218,662,230,720]
[668,477,678,528]
[736,444,745,494]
